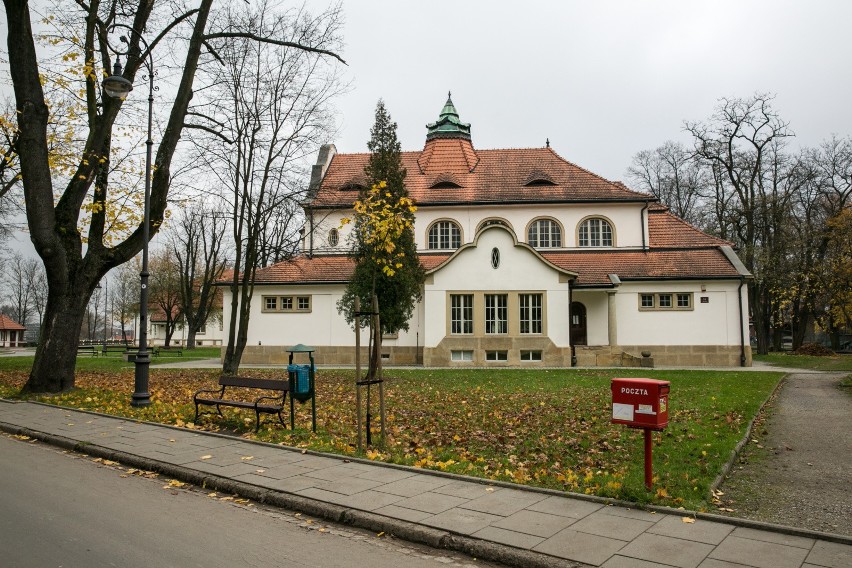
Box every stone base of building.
[226,345,423,366]
[228,343,752,368]
[574,345,752,367]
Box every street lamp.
[103,29,154,407]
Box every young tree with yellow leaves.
[338,101,425,379]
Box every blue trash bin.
[287,364,312,401]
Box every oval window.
[328,228,339,247]
[491,247,500,269]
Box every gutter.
[719,245,753,368]
[738,276,747,367]
[641,200,649,250]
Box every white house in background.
[147,308,225,347]
[222,95,752,367]
[0,314,27,348]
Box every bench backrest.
[219,375,289,392]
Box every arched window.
[527,218,562,248]
[328,228,339,247]
[428,220,461,250]
[578,217,614,247]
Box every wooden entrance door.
[570,302,587,345]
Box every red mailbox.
[611,378,670,430]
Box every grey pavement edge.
[1,400,850,568]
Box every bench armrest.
[255,393,286,406]
[193,385,226,400]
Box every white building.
[223,96,752,367]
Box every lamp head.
[103,59,133,100]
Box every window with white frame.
[485,294,508,334]
[428,221,461,250]
[485,350,508,362]
[520,350,542,361]
[262,295,312,313]
[638,292,693,311]
[528,218,562,248]
[519,293,543,334]
[451,350,473,362]
[450,294,473,334]
[578,217,613,247]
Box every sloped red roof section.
[0,314,26,330]
[541,249,741,286]
[648,209,733,248]
[311,144,652,208]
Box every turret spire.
[426,92,471,141]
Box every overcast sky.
[325,1,852,182]
[4,1,851,256]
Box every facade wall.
[222,283,424,354]
[148,316,225,346]
[305,202,648,256]
[423,227,572,350]
[614,280,747,347]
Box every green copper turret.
[426,92,472,141]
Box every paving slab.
[471,525,545,549]
[805,540,852,568]
[534,528,626,566]
[491,509,579,538]
[648,514,735,545]
[570,509,656,541]
[618,533,714,568]
[708,535,811,568]
[421,508,503,535]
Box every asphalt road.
[0,434,498,568]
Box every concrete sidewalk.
[1,400,849,568]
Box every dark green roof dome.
[426,92,471,141]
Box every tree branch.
[203,32,347,64]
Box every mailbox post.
[611,378,670,490]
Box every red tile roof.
[310,141,652,208]
[0,314,26,330]
[248,247,739,287]
[541,249,741,287]
[648,209,733,248]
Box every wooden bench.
[153,346,183,357]
[77,345,99,356]
[101,344,132,356]
[193,376,289,432]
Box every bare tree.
[148,249,182,346]
[183,1,343,375]
[627,141,706,225]
[111,259,139,345]
[3,0,344,393]
[168,203,227,349]
[685,94,794,354]
[0,251,40,327]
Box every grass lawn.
[0,364,782,512]
[753,352,852,372]
[0,347,221,373]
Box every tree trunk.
[22,286,90,394]
[185,329,197,349]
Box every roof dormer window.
[524,170,556,187]
[430,181,462,189]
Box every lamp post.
[103,29,153,407]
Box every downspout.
[640,201,650,250]
[569,279,576,367]
[309,207,314,259]
[738,276,747,367]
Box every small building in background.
[0,315,27,348]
